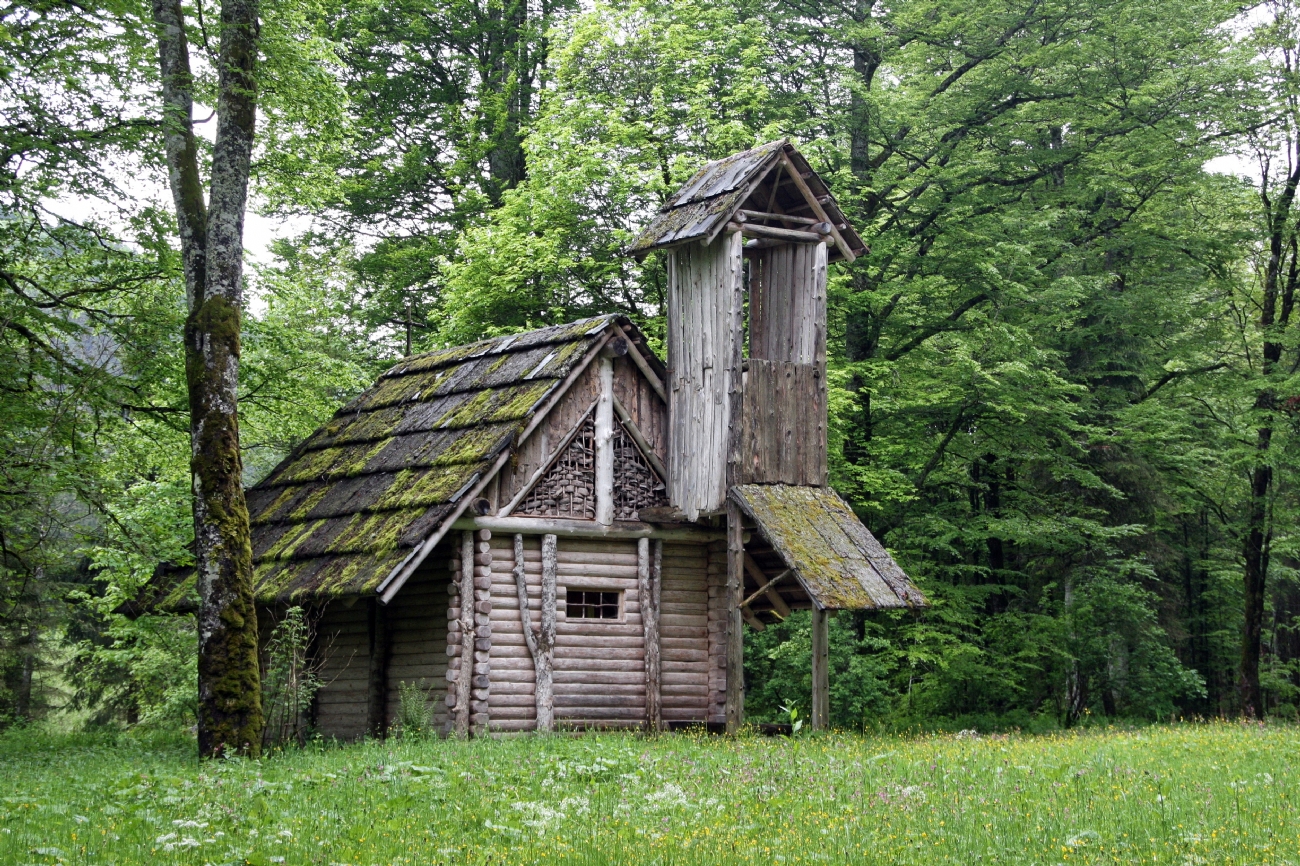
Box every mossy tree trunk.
[153,0,264,757]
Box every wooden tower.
[630,139,884,731]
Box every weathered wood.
[740,360,826,486]
[725,500,744,733]
[377,445,513,603]
[536,534,558,731]
[498,401,598,517]
[366,599,391,738]
[764,587,792,618]
[732,222,824,243]
[665,231,743,519]
[611,394,669,481]
[452,516,729,541]
[741,568,793,609]
[811,606,829,731]
[453,532,474,736]
[778,150,855,262]
[620,330,667,403]
[737,209,821,226]
[740,606,766,631]
[639,538,663,731]
[594,357,615,525]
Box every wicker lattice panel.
[613,419,668,521]
[517,416,597,518]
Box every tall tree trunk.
[153,0,264,757]
[1241,149,1300,718]
[1240,141,1300,716]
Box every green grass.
[0,723,1295,865]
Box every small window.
[566,589,621,619]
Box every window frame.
[563,587,624,623]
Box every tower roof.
[627,139,867,263]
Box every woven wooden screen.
[516,416,597,518]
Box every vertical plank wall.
[501,353,666,510]
[666,231,743,520]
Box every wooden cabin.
[143,140,925,737]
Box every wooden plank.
[640,538,662,731]
[725,500,744,734]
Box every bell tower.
[629,139,866,521]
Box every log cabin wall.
[741,241,828,486]
[383,556,449,732]
[313,601,370,739]
[666,232,743,520]
[310,555,449,741]
[478,534,719,731]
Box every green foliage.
[0,724,1295,863]
[394,680,435,738]
[261,608,324,748]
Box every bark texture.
[1241,148,1300,717]
[153,0,263,757]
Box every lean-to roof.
[729,484,926,611]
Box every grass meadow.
[0,722,1294,865]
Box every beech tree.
[153,0,264,755]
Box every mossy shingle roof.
[730,484,925,610]
[146,315,624,612]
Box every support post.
[725,499,745,734]
[639,537,662,732]
[811,607,829,731]
[366,599,391,738]
[537,534,558,731]
[471,529,492,736]
[454,531,474,737]
[594,357,615,525]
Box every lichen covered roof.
[628,140,866,262]
[729,484,926,610]
[140,316,614,610]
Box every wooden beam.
[741,568,793,609]
[470,530,492,737]
[725,499,745,734]
[366,599,391,738]
[778,151,855,263]
[451,515,732,542]
[497,401,598,518]
[454,531,474,737]
[537,534,558,732]
[731,222,825,244]
[737,209,822,226]
[764,587,791,619]
[594,357,615,526]
[639,538,663,732]
[611,394,668,481]
[811,607,829,731]
[741,605,766,631]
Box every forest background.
[6,0,1300,735]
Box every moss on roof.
[730,484,926,611]
[220,316,620,605]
